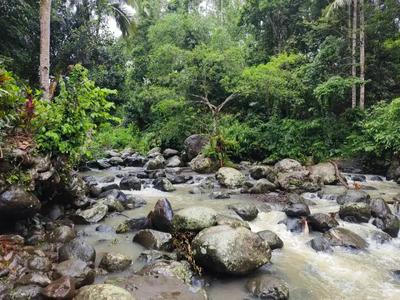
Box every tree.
[40,0,52,101]
[359,0,365,108]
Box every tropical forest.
[1,0,400,299]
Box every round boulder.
[46,226,76,243]
[0,186,41,220]
[307,237,333,253]
[153,178,176,192]
[275,159,304,173]
[370,198,391,219]
[75,203,108,224]
[42,276,75,299]
[339,203,371,223]
[216,167,245,189]
[373,214,400,238]
[257,230,284,250]
[306,213,339,233]
[58,239,96,262]
[192,225,271,275]
[120,176,141,191]
[133,229,173,251]
[74,284,135,300]
[171,206,217,232]
[53,259,95,288]
[337,190,370,205]
[284,203,310,218]
[228,203,259,221]
[183,134,210,162]
[99,252,132,272]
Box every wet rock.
[153,178,176,192]
[257,230,284,250]
[58,239,96,262]
[96,225,114,232]
[138,250,178,263]
[99,253,132,272]
[373,214,400,237]
[90,186,102,198]
[74,284,135,300]
[28,256,52,272]
[98,189,127,204]
[116,217,152,234]
[183,134,210,162]
[216,167,245,189]
[339,203,371,223]
[337,190,370,205]
[370,198,391,219]
[192,225,271,275]
[245,274,290,300]
[10,284,42,300]
[100,183,120,193]
[307,237,333,253]
[124,155,148,167]
[370,230,392,244]
[249,179,276,194]
[148,198,174,232]
[284,203,310,218]
[163,148,180,158]
[165,156,183,168]
[189,155,218,174]
[16,273,51,287]
[74,203,108,224]
[125,196,146,208]
[165,167,183,175]
[138,260,192,283]
[278,218,303,233]
[43,203,65,221]
[324,228,368,249]
[370,176,383,181]
[97,159,111,169]
[199,176,215,189]
[97,196,124,212]
[215,214,250,229]
[53,259,95,288]
[0,186,41,220]
[120,176,141,191]
[278,170,322,192]
[135,171,149,178]
[275,159,305,173]
[306,213,339,233]
[189,187,205,194]
[167,175,187,184]
[229,203,259,221]
[249,165,277,181]
[109,157,124,166]
[145,155,165,170]
[133,229,172,251]
[105,150,121,158]
[118,274,208,299]
[171,207,217,232]
[352,175,367,182]
[42,276,75,299]
[46,226,76,243]
[209,191,230,199]
[99,176,115,183]
[310,163,337,184]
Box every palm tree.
[108,0,141,37]
[327,0,357,108]
[40,0,52,101]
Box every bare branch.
[189,94,216,110]
[217,93,242,113]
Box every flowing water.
[78,168,400,300]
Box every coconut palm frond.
[110,2,137,37]
[326,0,353,19]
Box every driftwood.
[329,161,350,189]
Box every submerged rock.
[192,225,271,275]
[229,203,259,221]
[75,284,135,300]
[257,230,284,250]
[189,187,205,194]
[278,218,303,233]
[171,206,217,232]
[209,191,230,199]
[324,227,368,249]
[216,167,246,188]
[307,237,333,253]
[245,274,290,300]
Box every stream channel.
[79,167,400,300]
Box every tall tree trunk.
[359,0,365,109]
[212,110,218,134]
[351,0,358,108]
[40,0,52,102]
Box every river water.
[79,168,400,300]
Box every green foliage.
[32,65,120,159]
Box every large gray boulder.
[277,170,322,192]
[74,203,108,223]
[249,165,277,181]
[216,167,245,189]
[192,225,271,275]
[324,228,368,249]
[171,206,217,232]
[310,163,338,184]
[215,214,250,229]
[153,178,176,192]
[306,213,339,233]
[97,196,124,212]
[120,176,141,191]
[165,156,183,168]
[229,203,259,221]
[183,134,210,161]
[339,203,371,223]
[58,239,96,262]
[373,214,400,237]
[249,179,276,194]
[370,198,391,219]
[75,284,135,300]
[163,148,180,159]
[148,198,174,232]
[284,203,310,218]
[189,155,218,174]
[145,155,165,170]
[45,226,76,243]
[337,190,370,205]
[257,230,284,250]
[275,159,305,173]
[245,274,290,300]
[116,217,152,233]
[53,259,95,288]
[0,186,41,220]
[307,237,333,253]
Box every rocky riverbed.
[1,136,400,300]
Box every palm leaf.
[326,0,353,19]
